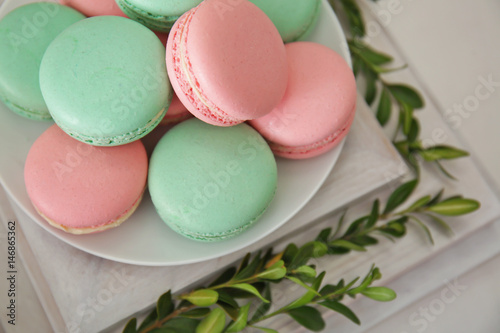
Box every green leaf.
[419,145,469,161]
[425,213,453,235]
[286,276,322,301]
[339,0,365,37]
[409,215,434,245]
[251,283,272,322]
[294,266,317,278]
[376,88,392,126]
[209,267,236,287]
[332,210,347,238]
[123,318,137,333]
[329,240,366,252]
[218,302,239,321]
[383,180,419,214]
[348,265,378,296]
[402,104,413,136]
[137,308,157,331]
[428,198,480,216]
[235,251,262,280]
[252,327,278,333]
[289,243,315,269]
[180,308,211,319]
[226,304,250,333]
[428,189,444,206]
[350,41,393,65]
[366,199,380,228]
[230,284,269,303]
[344,216,369,236]
[350,235,379,246]
[196,308,225,333]
[361,287,397,302]
[380,217,408,238]
[257,260,286,280]
[157,291,174,320]
[182,290,219,307]
[406,195,431,212]
[288,306,326,332]
[235,253,251,276]
[364,68,378,105]
[407,118,420,143]
[435,160,457,180]
[217,291,239,309]
[282,243,298,265]
[286,272,325,310]
[162,318,201,333]
[320,300,360,325]
[316,228,332,243]
[387,84,424,109]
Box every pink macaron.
[24,125,148,234]
[250,42,357,159]
[160,92,192,126]
[59,0,127,17]
[166,0,288,127]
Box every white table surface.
[1,0,500,332]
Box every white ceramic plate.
[0,0,350,266]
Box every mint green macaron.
[115,0,203,32]
[0,3,84,120]
[40,16,171,146]
[249,0,321,43]
[149,119,278,242]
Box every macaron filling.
[269,107,355,156]
[116,0,181,31]
[36,189,144,235]
[54,104,167,146]
[170,8,242,126]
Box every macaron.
[160,93,192,126]
[115,0,203,32]
[59,0,127,17]
[166,0,288,127]
[24,125,148,234]
[40,16,172,146]
[149,118,278,241]
[0,3,84,120]
[249,42,357,159]
[249,0,321,43]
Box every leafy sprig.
[122,1,482,332]
[331,0,469,179]
[123,181,479,333]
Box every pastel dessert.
[149,118,278,241]
[249,0,321,43]
[59,0,127,17]
[40,16,172,146]
[160,93,192,126]
[24,125,148,234]
[0,3,84,120]
[166,0,288,127]
[115,0,203,32]
[250,42,357,159]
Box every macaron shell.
[0,3,85,120]
[40,16,171,146]
[24,125,148,231]
[167,0,288,126]
[59,0,127,17]
[250,42,356,158]
[249,0,321,42]
[160,92,192,125]
[116,0,203,32]
[149,118,278,241]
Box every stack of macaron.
[0,0,356,241]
